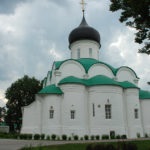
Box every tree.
[5,75,42,132]
[109,0,150,54]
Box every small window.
[49,110,54,119]
[77,48,80,59]
[134,109,139,119]
[92,103,95,117]
[70,110,75,119]
[89,48,92,57]
[105,104,111,119]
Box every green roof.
[59,75,139,89]
[139,90,150,99]
[38,84,63,95]
[54,58,138,78]
[119,81,139,89]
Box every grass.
[20,140,150,150]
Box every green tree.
[5,75,42,132]
[109,0,150,54]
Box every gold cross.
[80,0,86,12]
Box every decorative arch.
[88,63,114,78]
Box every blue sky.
[0,0,149,107]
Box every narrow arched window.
[89,48,92,57]
[49,106,54,119]
[77,48,80,59]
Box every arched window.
[89,48,92,57]
[70,110,75,119]
[77,48,80,59]
[105,104,111,119]
[49,106,54,119]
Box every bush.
[41,134,45,140]
[144,133,148,138]
[110,135,115,139]
[68,137,72,140]
[46,135,50,140]
[51,134,56,140]
[19,134,28,140]
[80,137,83,140]
[121,135,127,139]
[102,134,109,140]
[84,135,89,140]
[90,135,95,140]
[137,133,141,138]
[62,134,67,140]
[34,134,40,140]
[73,135,79,140]
[95,135,100,140]
[116,135,121,139]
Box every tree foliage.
[109,0,150,54]
[5,75,42,132]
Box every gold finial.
[80,0,86,13]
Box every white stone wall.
[70,40,100,60]
[60,84,89,137]
[124,89,143,138]
[41,95,62,135]
[140,100,150,135]
[21,95,42,134]
[88,86,126,136]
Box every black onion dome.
[69,15,100,47]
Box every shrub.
[34,134,40,140]
[19,134,28,140]
[110,134,115,139]
[102,134,109,140]
[121,135,127,139]
[41,134,45,140]
[73,135,79,140]
[116,135,121,139]
[62,134,67,140]
[144,133,148,138]
[90,135,95,140]
[46,135,50,140]
[95,135,100,140]
[137,133,141,138]
[80,137,83,140]
[51,134,56,140]
[84,135,89,140]
[68,137,72,140]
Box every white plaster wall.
[70,40,100,60]
[117,68,137,85]
[21,95,42,134]
[88,64,114,78]
[60,84,89,137]
[88,86,126,136]
[41,95,62,135]
[125,89,143,138]
[140,100,150,135]
[56,61,85,85]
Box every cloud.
[0,0,27,14]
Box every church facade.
[21,14,150,139]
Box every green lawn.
[20,140,150,150]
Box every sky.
[0,0,149,107]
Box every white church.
[21,8,150,139]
